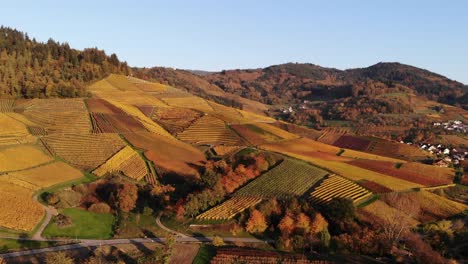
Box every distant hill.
[0,26,130,98]
[203,62,466,107]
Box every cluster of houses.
[433,120,467,133]
[418,143,467,167]
[399,139,467,167]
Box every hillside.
[0,73,466,264]
[203,62,466,106]
[132,67,269,114]
[0,27,130,98]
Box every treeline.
[0,27,130,98]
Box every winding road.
[31,194,53,241]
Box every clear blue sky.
[1,0,467,83]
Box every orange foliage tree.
[116,183,138,212]
[246,209,268,234]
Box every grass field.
[234,158,328,198]
[0,238,56,253]
[193,244,217,264]
[43,208,114,239]
[0,145,53,172]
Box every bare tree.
[380,192,420,246]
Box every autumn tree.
[116,183,138,212]
[405,232,446,264]
[380,193,420,246]
[310,213,328,234]
[295,213,311,234]
[45,252,74,264]
[278,214,295,237]
[324,197,356,221]
[246,209,268,234]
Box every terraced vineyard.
[235,159,328,198]
[42,133,125,169]
[21,99,91,134]
[5,162,83,190]
[310,174,372,204]
[177,115,242,145]
[0,99,14,112]
[126,76,168,92]
[27,126,47,136]
[0,145,53,172]
[213,145,241,156]
[90,112,147,134]
[333,135,372,151]
[197,196,263,220]
[152,107,202,134]
[145,172,158,185]
[0,113,36,146]
[106,100,173,138]
[211,249,320,264]
[161,96,214,112]
[0,178,44,231]
[93,146,148,180]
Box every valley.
[0,26,466,263]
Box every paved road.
[156,213,189,238]
[0,236,271,259]
[0,211,271,259]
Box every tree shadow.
[17,233,41,250]
[191,232,211,242]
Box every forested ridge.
[0,26,129,98]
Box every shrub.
[88,202,111,214]
[43,192,60,205]
[55,190,82,208]
[324,197,356,221]
[212,236,225,246]
[45,252,74,264]
[55,214,73,228]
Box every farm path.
[31,194,54,241]
[156,213,189,238]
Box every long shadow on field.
[17,233,42,250]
